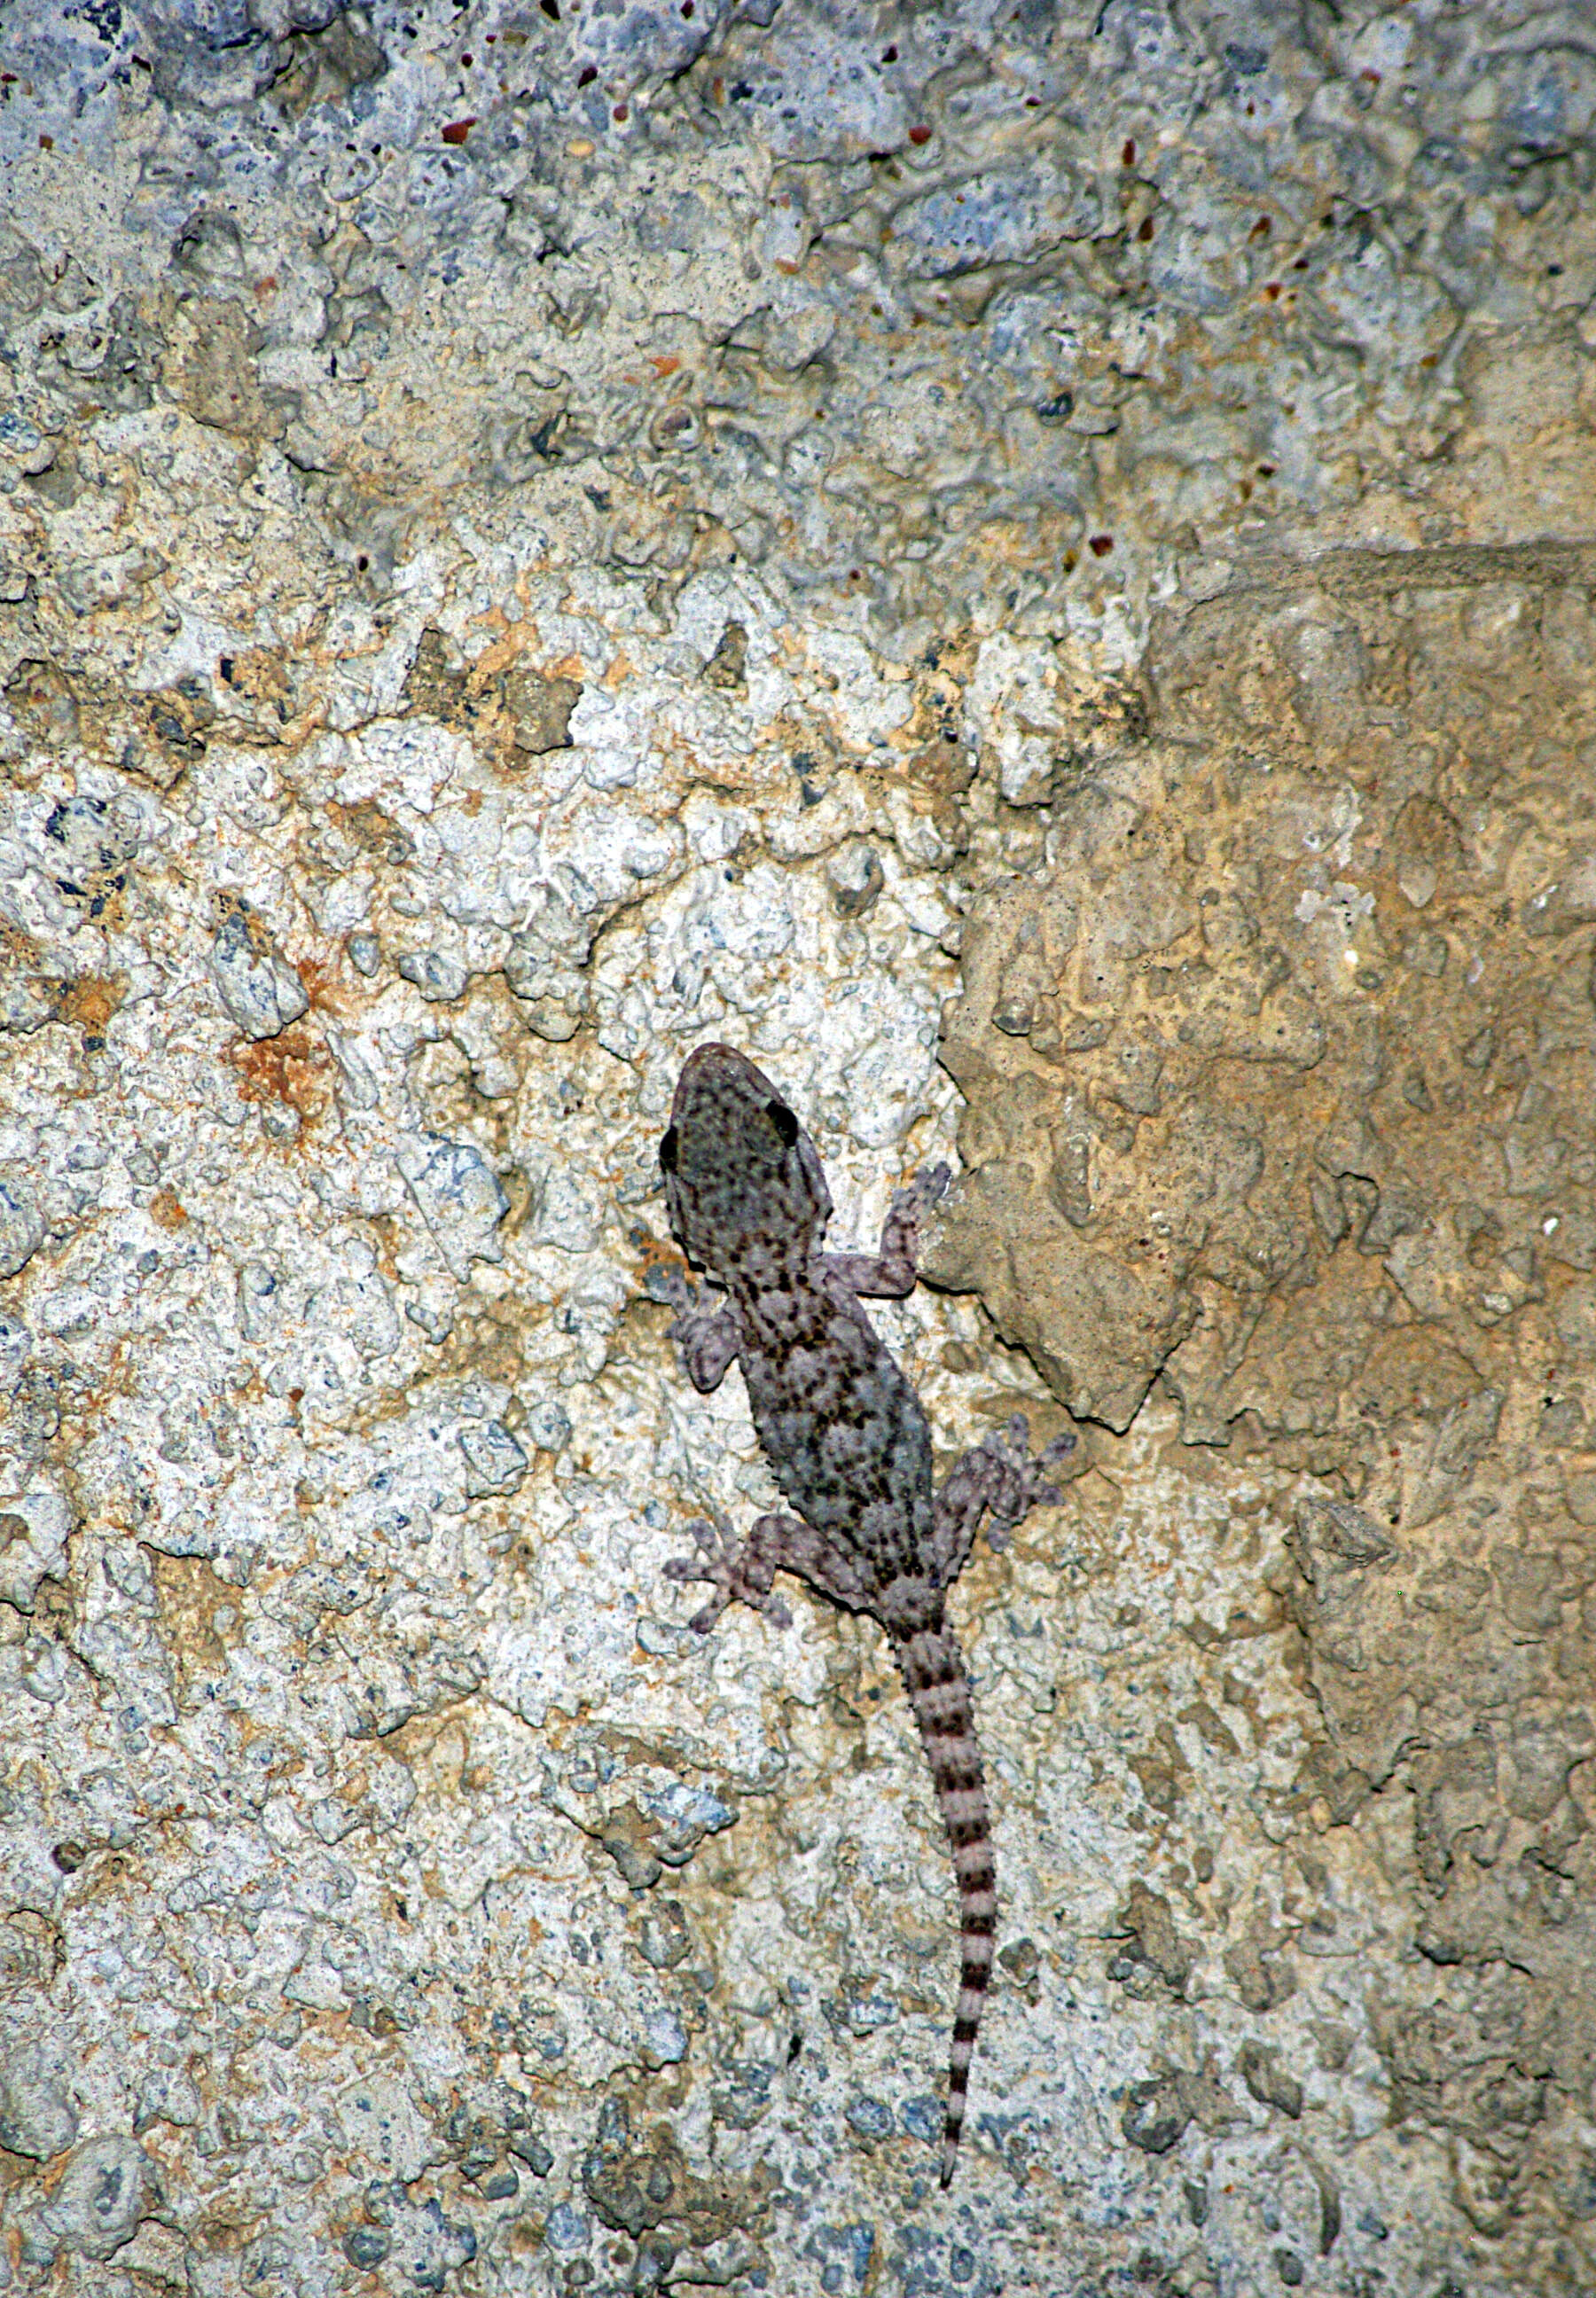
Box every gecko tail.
[894,1621,996,2191]
[940,1962,989,2184]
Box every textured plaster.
[2,2,1594,2294]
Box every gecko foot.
[981,1413,1076,1550]
[662,1513,794,1635]
[894,1162,952,1223]
[658,1264,703,1328]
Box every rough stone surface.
[3,1,1594,2294]
[926,551,1596,2292]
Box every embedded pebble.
[0,2046,77,2161]
[397,1137,510,1279]
[36,2136,157,2261]
[0,1180,44,1279]
[208,908,309,1041]
[0,1311,30,1388]
[458,1419,529,1499]
[397,949,469,1004]
[523,1399,573,1455]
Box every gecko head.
[660,1043,831,1277]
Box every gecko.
[657,1042,1073,2186]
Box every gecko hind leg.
[664,1511,870,1631]
[930,1412,1076,1588]
[663,1512,794,1633]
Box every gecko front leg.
[822,1162,951,1298]
[930,1413,1076,1589]
[661,1268,742,1393]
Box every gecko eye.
[658,1125,678,1174]
[766,1098,799,1148]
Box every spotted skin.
[658,1043,1073,2185]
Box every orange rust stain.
[59,974,124,1034]
[227,1023,333,1121]
[649,355,681,379]
[293,956,345,1013]
[149,1189,188,1231]
[473,625,536,676]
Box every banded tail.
[894,1622,995,2186]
